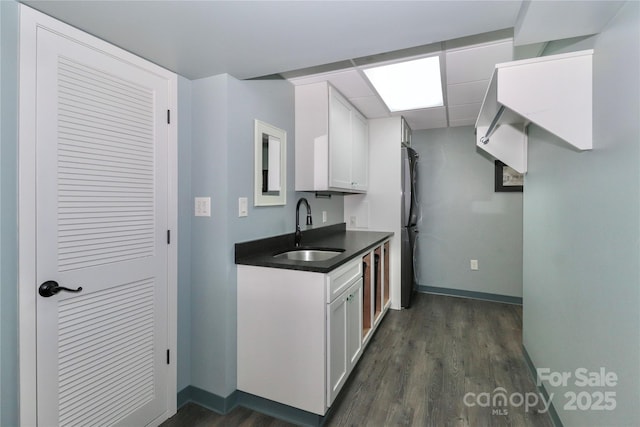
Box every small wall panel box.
[476,50,593,173]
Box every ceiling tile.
[289,69,375,99]
[448,103,482,122]
[349,96,389,119]
[446,40,513,85]
[447,80,490,105]
[288,73,330,86]
[327,70,376,99]
[449,117,478,127]
[399,107,447,130]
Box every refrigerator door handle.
[402,154,411,227]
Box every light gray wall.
[177,75,192,391]
[1,3,3,422]
[190,74,231,396]
[0,1,19,425]
[188,73,343,397]
[522,2,639,426]
[413,126,523,298]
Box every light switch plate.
[470,259,479,270]
[322,211,327,223]
[195,197,211,217]
[238,197,248,217]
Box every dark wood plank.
[161,294,553,427]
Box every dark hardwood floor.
[161,293,553,427]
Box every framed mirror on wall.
[254,120,287,206]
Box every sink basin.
[273,248,344,262]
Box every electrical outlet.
[238,197,248,217]
[470,259,479,271]
[349,216,357,227]
[194,197,211,217]
[322,211,327,223]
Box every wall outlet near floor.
[470,259,479,271]
[194,197,211,217]
[238,197,248,217]
[322,211,327,223]
[349,215,357,227]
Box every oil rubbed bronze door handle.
[38,280,83,297]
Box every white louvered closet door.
[35,25,170,427]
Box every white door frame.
[18,5,178,425]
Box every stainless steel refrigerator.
[401,146,419,308]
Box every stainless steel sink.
[273,248,344,262]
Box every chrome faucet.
[295,197,312,247]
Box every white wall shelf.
[475,49,593,173]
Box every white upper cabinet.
[296,82,369,193]
[350,110,369,192]
[328,90,353,189]
[476,49,593,173]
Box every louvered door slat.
[58,57,154,106]
[56,53,156,269]
[57,280,156,427]
[59,123,156,147]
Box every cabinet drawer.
[327,258,362,303]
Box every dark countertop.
[235,223,393,273]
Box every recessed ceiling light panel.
[363,56,443,112]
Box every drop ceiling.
[286,35,515,130]
[22,0,625,130]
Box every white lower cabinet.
[346,280,363,366]
[327,278,362,405]
[237,253,385,416]
[237,237,391,416]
